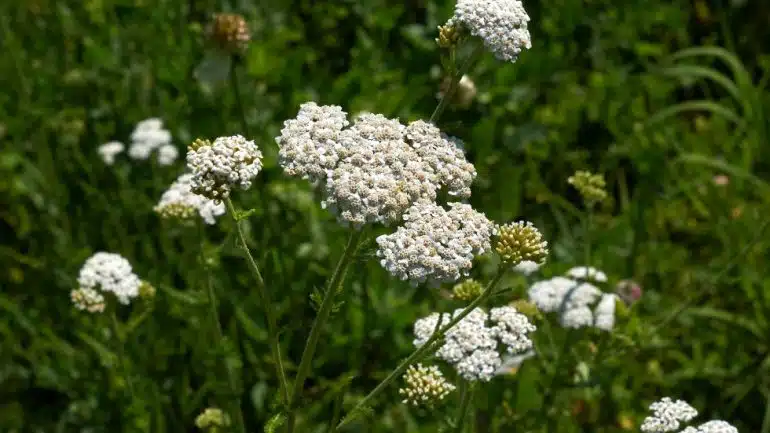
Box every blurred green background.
[2,0,770,432]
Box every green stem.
[761,389,770,433]
[225,198,290,406]
[286,229,365,433]
[202,245,247,433]
[335,269,507,431]
[430,42,484,123]
[230,59,251,137]
[110,311,136,399]
[454,381,474,433]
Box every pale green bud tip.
[138,280,156,300]
[189,138,211,152]
[494,221,549,266]
[452,279,483,302]
[436,19,463,48]
[510,299,541,320]
[568,170,607,205]
[195,408,230,431]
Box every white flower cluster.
[98,141,125,165]
[641,398,737,433]
[413,306,536,381]
[398,363,456,407]
[186,135,263,201]
[97,118,177,166]
[641,398,698,432]
[528,266,617,330]
[451,0,532,63]
[681,421,739,433]
[513,260,541,276]
[128,118,177,165]
[73,252,142,311]
[276,103,476,227]
[154,173,226,224]
[565,266,608,283]
[376,202,495,286]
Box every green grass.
[2,0,769,432]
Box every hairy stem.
[225,198,290,407]
[286,229,365,433]
[335,269,507,431]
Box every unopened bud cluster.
[494,221,549,266]
[186,135,263,202]
[398,363,456,407]
[195,407,230,432]
[568,170,607,205]
[640,397,738,433]
[208,13,250,54]
[452,279,483,301]
[436,19,464,48]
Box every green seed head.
[494,221,548,267]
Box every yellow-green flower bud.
[436,19,463,48]
[494,221,549,266]
[138,280,156,300]
[189,137,211,152]
[452,279,483,302]
[195,407,229,432]
[567,170,607,206]
[509,299,541,321]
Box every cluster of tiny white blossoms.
[71,252,142,312]
[154,173,226,225]
[513,260,541,276]
[398,363,456,407]
[413,306,536,381]
[276,103,476,227]
[641,397,738,433]
[376,202,495,287]
[527,266,617,330]
[128,118,177,165]
[98,118,177,166]
[98,141,125,165]
[186,135,263,201]
[450,0,532,63]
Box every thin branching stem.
[335,269,507,431]
[286,229,365,433]
[225,198,290,407]
[430,41,485,123]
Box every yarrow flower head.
[413,306,536,381]
[208,13,250,54]
[276,102,349,183]
[565,266,608,283]
[451,0,532,63]
[98,141,124,165]
[568,170,607,206]
[398,364,456,407]
[186,135,263,201]
[513,260,541,276]
[641,397,699,433]
[73,252,142,310]
[452,279,484,301]
[154,173,226,225]
[494,221,549,266]
[128,118,175,164]
[527,275,616,330]
[276,104,477,227]
[195,407,230,432]
[684,421,739,433]
[376,202,495,287]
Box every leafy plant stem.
[110,310,137,400]
[286,229,365,433]
[225,198,290,407]
[335,268,507,431]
